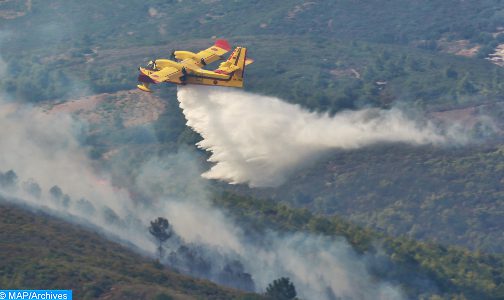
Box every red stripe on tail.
[215,39,231,51]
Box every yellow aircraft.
[137,39,253,92]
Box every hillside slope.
[3,0,504,116]
[215,192,504,300]
[213,191,504,300]
[2,192,503,300]
[229,143,504,253]
[0,200,262,300]
[2,0,503,49]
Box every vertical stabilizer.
[231,47,247,82]
[214,47,248,87]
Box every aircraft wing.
[197,39,232,64]
[180,39,232,69]
[142,66,182,83]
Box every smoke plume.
[133,151,406,300]
[177,86,449,187]
[0,100,151,248]
[0,96,406,299]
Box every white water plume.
[177,86,449,187]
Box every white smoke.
[134,152,405,300]
[243,233,403,300]
[0,97,405,300]
[0,54,6,78]
[0,31,11,79]
[135,155,245,254]
[0,100,151,249]
[177,86,449,187]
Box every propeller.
[200,58,207,66]
[170,50,176,60]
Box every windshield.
[146,60,157,70]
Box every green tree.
[49,185,63,200]
[149,217,173,260]
[22,179,41,199]
[0,170,18,189]
[265,277,297,300]
[445,66,458,79]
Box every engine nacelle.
[173,51,200,61]
[154,59,182,70]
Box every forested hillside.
[229,143,504,253]
[0,1,503,299]
[0,201,262,300]
[214,191,504,300]
[2,0,504,114]
[2,191,503,300]
[3,0,504,49]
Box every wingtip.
[215,39,231,51]
[137,84,153,93]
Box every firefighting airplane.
[137,39,253,92]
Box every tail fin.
[215,47,250,87]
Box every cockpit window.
[146,60,157,70]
